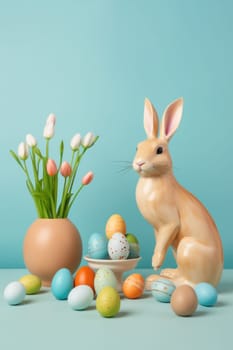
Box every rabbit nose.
[137,161,145,167]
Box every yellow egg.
[105,214,127,239]
[19,274,41,295]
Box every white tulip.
[26,134,37,147]
[70,133,81,151]
[18,142,29,160]
[82,132,95,147]
[46,113,56,126]
[43,122,55,139]
[43,113,56,139]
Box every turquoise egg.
[51,268,73,300]
[88,232,108,259]
[151,278,176,303]
[195,282,218,307]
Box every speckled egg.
[94,267,118,294]
[19,274,41,295]
[68,285,94,310]
[195,282,218,307]
[108,232,130,260]
[105,214,127,239]
[122,273,145,299]
[151,278,176,303]
[171,285,198,317]
[3,281,26,305]
[96,286,120,317]
[87,232,108,259]
[51,268,73,300]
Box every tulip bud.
[26,134,37,147]
[18,142,29,160]
[46,113,56,126]
[60,161,72,177]
[43,122,55,139]
[46,159,57,176]
[82,171,94,185]
[70,133,81,151]
[82,132,95,148]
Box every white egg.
[68,285,94,310]
[4,281,26,305]
[108,232,130,260]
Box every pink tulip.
[46,159,57,176]
[60,161,72,177]
[82,171,94,185]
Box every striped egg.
[122,273,145,299]
[105,214,126,239]
[151,278,176,303]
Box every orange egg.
[74,266,95,292]
[122,273,145,299]
[105,214,127,239]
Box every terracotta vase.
[23,218,82,286]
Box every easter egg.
[87,232,108,259]
[94,267,118,294]
[4,281,26,305]
[151,278,176,303]
[171,285,198,317]
[19,274,41,295]
[105,214,126,239]
[68,285,94,310]
[51,268,73,300]
[108,232,130,260]
[194,282,218,307]
[74,266,95,292]
[96,286,120,317]
[122,273,145,299]
[126,233,140,258]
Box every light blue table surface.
[1,269,232,350]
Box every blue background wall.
[0,0,232,268]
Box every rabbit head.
[133,98,183,177]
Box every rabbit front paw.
[152,252,164,270]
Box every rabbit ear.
[160,98,183,141]
[144,98,159,139]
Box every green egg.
[94,267,118,295]
[19,274,42,294]
[96,286,120,317]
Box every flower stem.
[65,183,84,217]
[23,160,42,217]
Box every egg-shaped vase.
[23,218,82,287]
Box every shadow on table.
[218,280,233,294]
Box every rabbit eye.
[156,146,163,155]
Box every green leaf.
[10,150,24,170]
[32,192,48,201]
[33,147,44,159]
[59,140,64,167]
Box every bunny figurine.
[133,97,223,289]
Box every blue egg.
[51,268,73,300]
[151,278,176,303]
[87,232,108,259]
[195,282,218,307]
